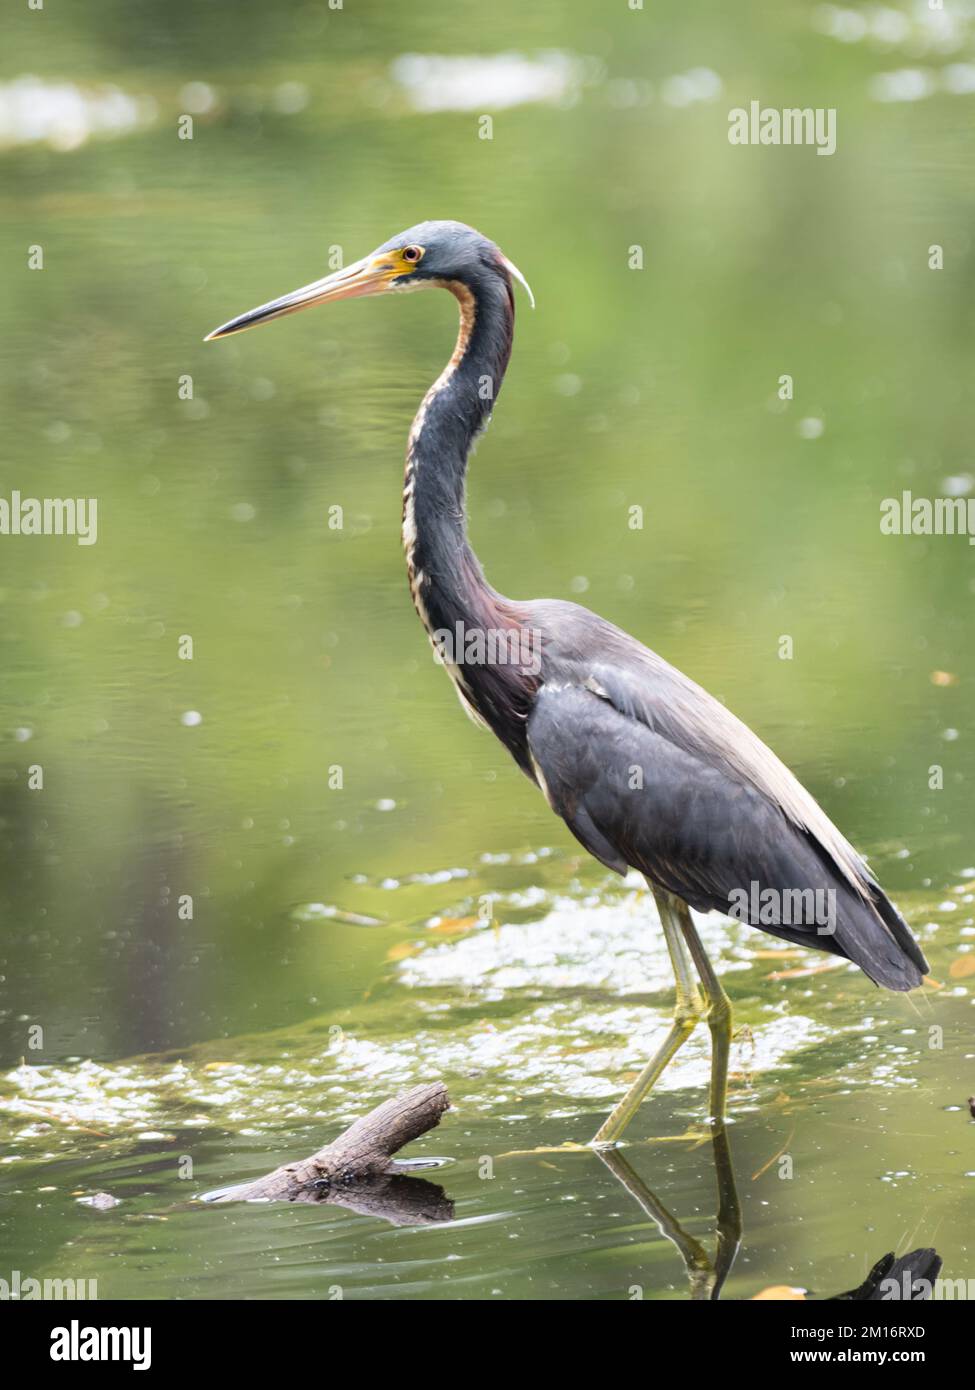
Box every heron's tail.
[845,880,928,991]
[790,824,928,990]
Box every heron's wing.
[525,679,926,990]
[532,600,871,892]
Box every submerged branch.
[200,1081,452,1212]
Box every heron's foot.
[590,1137,620,1152]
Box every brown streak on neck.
[402,280,477,598]
[405,280,476,461]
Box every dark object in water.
[833,1248,942,1301]
[200,1082,451,1225]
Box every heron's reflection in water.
[597,1125,741,1301]
[596,1128,940,1302]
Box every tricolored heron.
[206,220,928,1146]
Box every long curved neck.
[402,274,514,635]
[402,273,538,765]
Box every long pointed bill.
[204,253,398,341]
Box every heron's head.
[204,220,533,341]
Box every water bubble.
[870,69,935,103]
[179,82,217,115]
[554,374,582,397]
[273,82,309,115]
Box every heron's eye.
[402,245,424,264]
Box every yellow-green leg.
[591,887,705,1147]
[673,894,734,1127]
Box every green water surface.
[1,0,973,1300]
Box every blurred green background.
[0,0,973,1301]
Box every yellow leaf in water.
[427,916,478,936]
[751,948,804,960]
[767,960,846,981]
[930,670,959,686]
[949,955,975,979]
[752,1285,807,1301]
[202,1062,235,1072]
[385,942,418,962]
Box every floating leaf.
[426,916,478,936]
[767,960,846,981]
[949,955,975,979]
[385,942,419,963]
